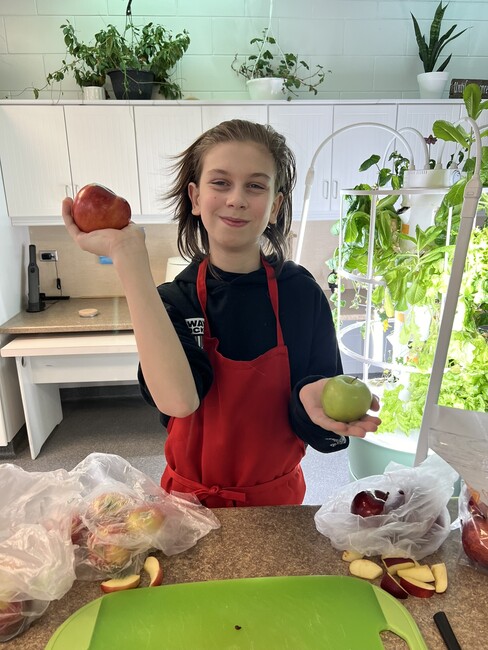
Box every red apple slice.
[431,562,448,593]
[380,573,409,600]
[397,565,435,583]
[143,555,163,586]
[100,574,141,593]
[399,576,436,598]
[381,556,416,575]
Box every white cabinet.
[268,104,334,219]
[134,105,202,220]
[330,104,398,213]
[201,105,267,130]
[64,105,141,215]
[0,104,142,224]
[0,105,72,224]
[396,103,463,170]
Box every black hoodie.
[138,259,348,453]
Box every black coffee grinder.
[26,244,45,313]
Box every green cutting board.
[47,575,428,650]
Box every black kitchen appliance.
[26,244,45,312]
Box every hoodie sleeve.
[288,282,349,453]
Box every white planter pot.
[82,86,105,100]
[417,72,449,100]
[246,78,286,100]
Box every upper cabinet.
[64,105,141,215]
[0,100,463,226]
[0,105,72,223]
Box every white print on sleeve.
[185,317,204,348]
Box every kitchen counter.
[0,297,132,334]
[6,504,488,649]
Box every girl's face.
[188,140,283,271]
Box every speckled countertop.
[5,504,488,649]
[0,298,132,334]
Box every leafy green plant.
[231,29,327,98]
[411,1,467,73]
[329,83,488,434]
[37,17,190,99]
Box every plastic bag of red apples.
[458,481,488,573]
[0,464,80,642]
[69,453,220,581]
[314,454,458,560]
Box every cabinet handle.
[322,180,329,199]
[74,184,79,194]
[332,180,338,199]
[65,185,72,198]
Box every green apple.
[321,375,372,422]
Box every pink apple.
[321,375,372,422]
[126,505,165,538]
[461,516,488,568]
[85,492,135,526]
[72,183,131,233]
[86,531,132,572]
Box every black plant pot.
[108,69,155,100]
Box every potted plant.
[39,15,190,100]
[328,84,487,479]
[232,29,327,100]
[411,1,468,99]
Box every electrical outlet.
[39,250,58,261]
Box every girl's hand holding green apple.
[299,376,381,438]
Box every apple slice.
[399,576,436,598]
[397,565,435,583]
[381,556,416,575]
[341,549,363,562]
[143,555,163,587]
[380,573,409,600]
[349,559,383,580]
[431,562,448,594]
[100,574,141,593]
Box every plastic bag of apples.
[314,454,458,560]
[68,453,220,581]
[0,464,80,642]
[458,481,488,573]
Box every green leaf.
[378,168,392,187]
[406,279,427,305]
[432,120,470,147]
[464,82,482,119]
[359,154,380,172]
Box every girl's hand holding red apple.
[299,377,381,438]
[62,196,146,261]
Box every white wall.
[0,1,485,100]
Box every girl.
[63,119,380,508]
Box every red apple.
[321,375,372,422]
[461,516,488,568]
[381,556,416,575]
[85,492,135,526]
[126,505,165,538]
[398,576,435,598]
[380,573,409,600]
[0,600,24,639]
[143,556,164,587]
[351,490,386,517]
[72,183,131,233]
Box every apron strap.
[196,256,284,346]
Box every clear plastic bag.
[458,480,488,574]
[314,454,458,560]
[0,464,80,642]
[69,453,220,580]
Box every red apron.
[161,257,306,507]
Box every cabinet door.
[201,105,267,130]
[268,104,334,220]
[134,105,202,221]
[0,106,72,224]
[64,105,141,215]
[330,104,398,213]
[396,103,462,170]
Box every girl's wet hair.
[164,119,297,274]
